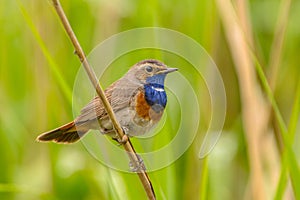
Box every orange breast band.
[135,91,151,120]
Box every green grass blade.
[274,159,288,200]
[251,53,300,199]
[288,79,300,138]
[18,1,73,105]
[283,78,300,199]
[252,55,287,133]
[199,157,208,200]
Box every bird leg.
[112,127,146,171]
[112,126,129,145]
[116,134,129,145]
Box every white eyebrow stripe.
[151,86,165,92]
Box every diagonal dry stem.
[51,0,156,199]
[215,0,269,199]
[268,0,291,90]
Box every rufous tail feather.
[36,121,88,144]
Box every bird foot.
[112,127,129,145]
[129,154,146,172]
[117,134,129,145]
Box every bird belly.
[116,107,157,137]
[93,108,151,138]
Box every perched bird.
[36,59,177,144]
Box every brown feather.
[36,121,88,144]
[75,78,141,125]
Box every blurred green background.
[1,0,300,199]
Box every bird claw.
[129,154,146,172]
[117,134,129,145]
[112,127,129,145]
[112,127,145,172]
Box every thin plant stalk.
[51,0,156,199]
[215,0,268,199]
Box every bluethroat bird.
[36,59,177,143]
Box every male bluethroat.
[36,59,177,143]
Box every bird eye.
[145,66,153,73]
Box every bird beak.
[158,68,178,74]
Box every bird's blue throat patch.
[146,74,166,85]
[144,83,167,112]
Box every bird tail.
[36,121,88,144]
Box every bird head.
[127,59,178,85]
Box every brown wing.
[75,77,141,124]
